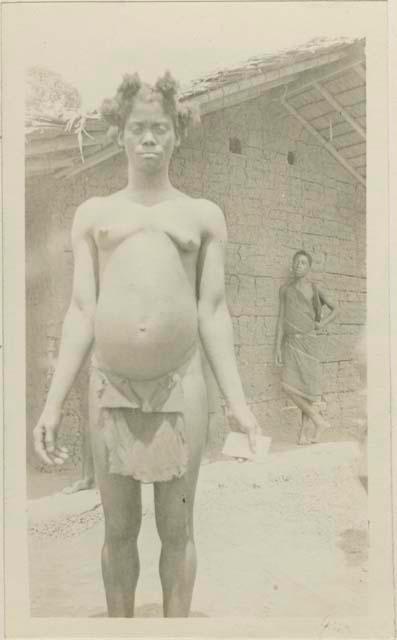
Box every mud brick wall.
[26,93,366,467]
[171,95,366,446]
[26,161,127,469]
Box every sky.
[16,2,372,110]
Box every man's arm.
[197,202,259,450]
[274,286,285,366]
[316,288,338,329]
[33,200,98,465]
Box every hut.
[26,37,366,473]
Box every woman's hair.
[292,250,312,267]
[100,71,199,142]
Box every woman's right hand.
[275,347,283,367]
[33,406,69,466]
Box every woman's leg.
[92,428,142,617]
[89,379,142,617]
[154,458,202,617]
[97,469,142,617]
[154,365,208,617]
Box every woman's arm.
[274,286,285,366]
[197,202,259,451]
[316,288,338,329]
[33,200,98,465]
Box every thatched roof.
[179,37,361,100]
[26,37,366,185]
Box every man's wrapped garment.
[281,283,325,402]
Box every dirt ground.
[28,441,368,619]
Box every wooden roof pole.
[312,81,366,140]
[26,133,109,157]
[56,145,122,180]
[284,57,365,99]
[353,64,366,82]
[281,96,366,187]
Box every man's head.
[292,250,312,278]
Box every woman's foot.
[63,476,95,494]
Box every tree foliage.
[26,66,81,119]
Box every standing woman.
[33,71,259,618]
[275,250,337,445]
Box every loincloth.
[90,347,199,483]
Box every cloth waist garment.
[281,283,325,402]
[90,346,198,482]
[282,332,322,401]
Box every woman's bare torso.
[91,192,203,380]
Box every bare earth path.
[28,443,368,618]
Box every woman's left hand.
[228,404,260,453]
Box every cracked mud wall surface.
[26,94,366,468]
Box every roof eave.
[183,41,365,115]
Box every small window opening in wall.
[287,151,295,165]
[229,137,242,154]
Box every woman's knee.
[156,512,194,550]
[104,511,142,546]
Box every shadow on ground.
[338,528,369,567]
[91,604,208,617]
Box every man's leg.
[63,421,95,494]
[81,428,95,484]
[282,385,329,442]
[298,412,314,445]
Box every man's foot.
[298,414,315,446]
[297,436,312,446]
[311,416,331,443]
[63,477,95,494]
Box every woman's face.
[120,94,179,173]
[292,254,311,278]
